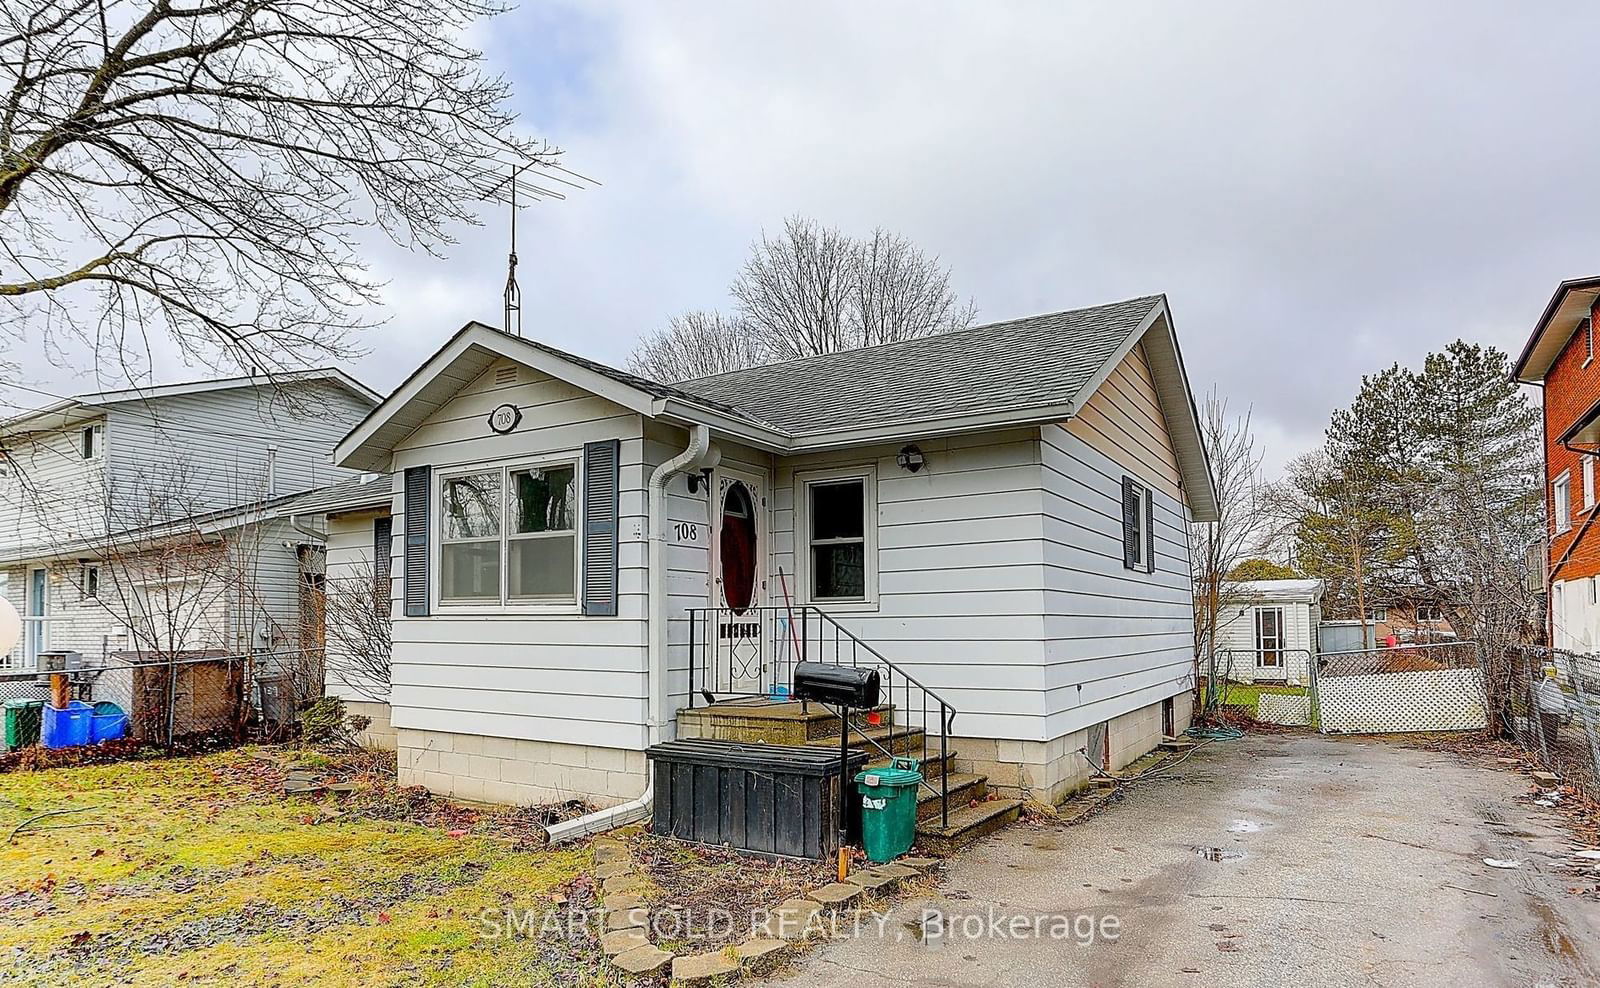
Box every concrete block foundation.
[395,727,647,808]
[951,692,1193,805]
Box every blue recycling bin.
[41,701,94,748]
[91,702,128,744]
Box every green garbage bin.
[4,699,44,751]
[855,757,922,863]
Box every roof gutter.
[547,423,718,844]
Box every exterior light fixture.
[897,444,925,473]
[686,467,714,494]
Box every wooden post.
[49,672,70,710]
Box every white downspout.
[547,424,714,843]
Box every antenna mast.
[503,163,522,337]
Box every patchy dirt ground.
[0,748,611,987]
[770,733,1600,987]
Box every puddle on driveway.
[1192,846,1246,863]
[1226,820,1262,834]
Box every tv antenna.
[475,154,600,337]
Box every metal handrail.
[687,604,956,829]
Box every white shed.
[1215,579,1323,685]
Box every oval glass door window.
[720,481,757,613]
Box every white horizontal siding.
[323,510,388,702]
[767,430,1048,741]
[1040,423,1195,738]
[107,379,371,518]
[386,359,650,751]
[0,417,108,553]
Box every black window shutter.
[403,466,430,617]
[373,515,393,617]
[1121,477,1139,570]
[1145,490,1156,574]
[582,439,621,617]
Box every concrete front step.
[804,723,927,759]
[864,749,955,780]
[915,798,1023,853]
[914,773,987,822]
[677,701,898,745]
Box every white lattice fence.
[1315,642,1486,734]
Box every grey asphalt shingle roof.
[674,295,1162,434]
[277,472,392,517]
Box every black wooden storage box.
[646,739,868,860]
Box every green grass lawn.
[0,749,611,987]
[1209,680,1309,716]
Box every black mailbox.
[793,662,880,708]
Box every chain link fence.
[1,649,313,758]
[1201,649,1315,725]
[1501,646,1600,801]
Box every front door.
[1255,606,1285,678]
[711,467,767,696]
[24,567,46,669]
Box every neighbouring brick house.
[1513,275,1600,650]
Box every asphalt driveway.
[768,733,1600,987]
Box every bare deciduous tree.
[317,557,391,703]
[628,216,975,381]
[1188,391,1266,699]
[626,310,764,384]
[1,0,554,379]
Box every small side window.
[1121,478,1154,572]
[80,564,99,599]
[81,426,97,460]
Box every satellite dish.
[0,597,18,657]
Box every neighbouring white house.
[1215,579,1323,685]
[0,370,379,670]
[332,293,1218,820]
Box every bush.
[301,697,353,745]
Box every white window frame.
[1585,318,1595,367]
[434,454,581,614]
[81,424,102,460]
[1555,471,1572,533]
[1585,456,1596,511]
[1127,480,1153,571]
[1414,603,1442,623]
[795,463,878,611]
[79,564,99,600]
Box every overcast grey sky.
[13,1,1600,475]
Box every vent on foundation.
[1085,721,1108,771]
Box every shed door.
[711,467,767,696]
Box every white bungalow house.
[1215,579,1323,685]
[333,294,1217,835]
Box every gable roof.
[1512,275,1600,384]
[2,368,380,434]
[334,295,1219,520]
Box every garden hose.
[1185,724,1246,741]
